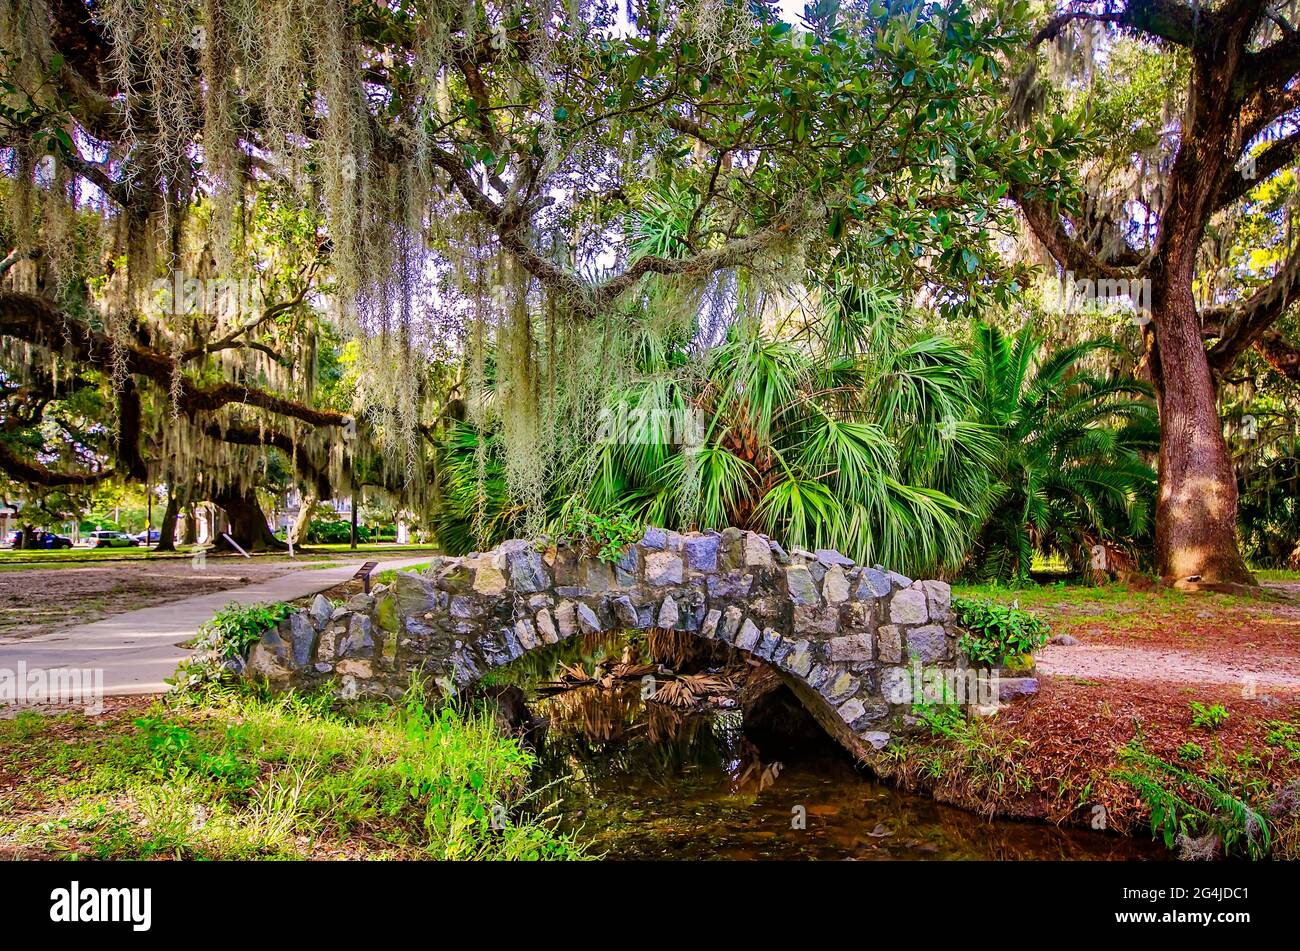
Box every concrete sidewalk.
[0,556,431,697]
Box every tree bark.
[153,492,179,552]
[1150,283,1256,584]
[213,488,286,552]
[182,502,198,546]
[290,490,316,548]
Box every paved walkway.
[0,556,431,697]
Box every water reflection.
[529,683,1163,861]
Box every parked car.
[134,529,161,546]
[86,530,135,548]
[4,529,73,549]
[41,532,74,549]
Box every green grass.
[0,542,440,569]
[951,580,1259,613]
[375,562,432,584]
[0,683,586,860]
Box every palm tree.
[553,288,979,576]
[962,323,1158,583]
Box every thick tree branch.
[1206,240,1300,372]
[1012,185,1144,279]
[202,422,333,499]
[1254,329,1300,379]
[1031,0,1209,53]
[0,437,111,487]
[1217,127,1300,208]
[0,292,348,428]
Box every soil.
[868,582,1300,853]
[0,555,363,641]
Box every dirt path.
[0,554,419,642]
[0,555,432,697]
[1020,581,1300,697]
[1037,642,1300,693]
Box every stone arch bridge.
[245,528,971,758]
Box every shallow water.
[528,683,1164,861]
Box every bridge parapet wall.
[244,528,973,757]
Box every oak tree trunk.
[183,503,198,546]
[153,492,179,552]
[1151,282,1255,584]
[290,490,316,548]
[214,488,286,552]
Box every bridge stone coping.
[244,527,968,759]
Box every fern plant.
[1116,740,1272,860]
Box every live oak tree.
[1,0,1066,546]
[1013,0,1300,584]
[0,1,393,548]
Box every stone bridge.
[245,528,969,758]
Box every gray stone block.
[785,564,821,605]
[756,627,783,660]
[877,624,902,663]
[575,602,602,634]
[514,618,538,650]
[707,571,754,599]
[641,526,668,550]
[657,596,679,629]
[916,579,951,620]
[289,612,318,667]
[744,532,773,568]
[556,601,578,639]
[701,608,721,638]
[683,535,720,572]
[889,589,928,624]
[998,677,1039,701]
[719,606,743,643]
[822,671,858,704]
[645,550,684,586]
[906,624,948,662]
[340,614,374,658]
[309,594,333,629]
[507,549,549,593]
[736,618,762,651]
[856,567,892,599]
[830,632,873,661]
[822,565,850,603]
[536,609,559,645]
[612,595,640,628]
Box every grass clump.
[170,601,294,689]
[0,681,586,861]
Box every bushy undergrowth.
[0,681,586,860]
[170,601,293,690]
[554,506,644,562]
[952,596,1051,667]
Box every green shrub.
[199,601,295,659]
[953,596,1051,667]
[556,507,643,563]
[304,519,372,544]
[171,601,294,690]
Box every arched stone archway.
[247,528,978,758]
